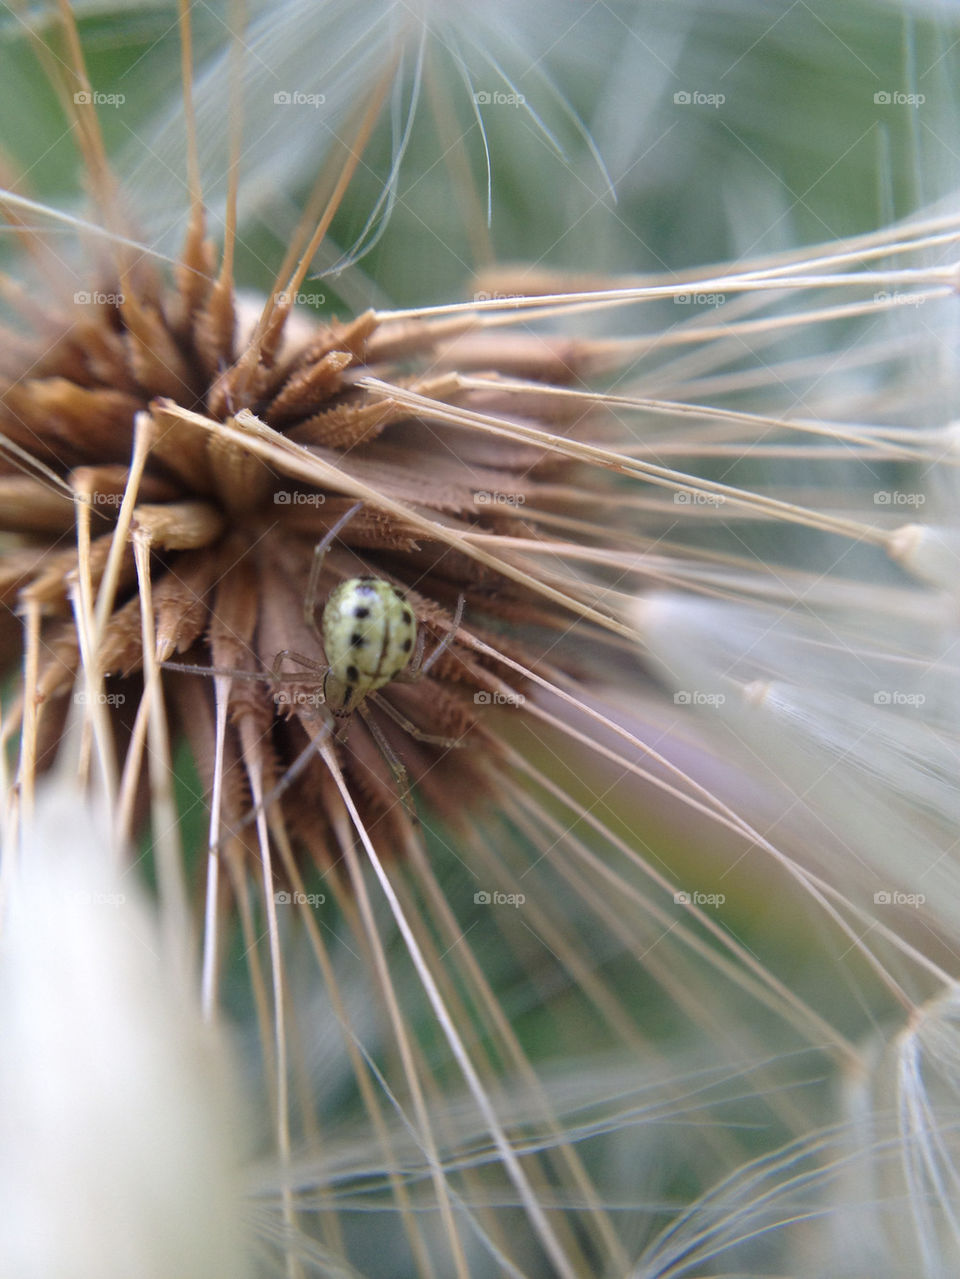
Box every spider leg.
[223,714,334,842]
[369,691,466,749]
[271,649,327,682]
[420,591,465,675]
[356,703,419,823]
[160,659,274,683]
[404,592,466,679]
[304,500,365,642]
[402,627,427,679]
[330,706,352,741]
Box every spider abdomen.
[321,577,417,714]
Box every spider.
[163,500,466,827]
[271,501,466,796]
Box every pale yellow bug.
[168,501,466,822]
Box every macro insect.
[166,500,466,824]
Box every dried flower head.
[1,178,641,859]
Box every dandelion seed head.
[7,1,960,1275]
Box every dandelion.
[4,1,960,1276]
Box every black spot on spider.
[402,608,413,625]
[356,576,377,586]
[402,637,413,652]
[354,606,370,619]
[350,632,366,648]
[346,664,359,683]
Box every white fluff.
[0,787,251,1279]
[635,589,960,928]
